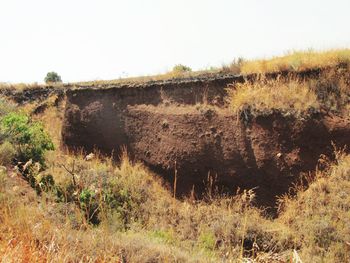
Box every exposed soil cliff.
[62,68,350,209]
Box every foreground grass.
[0,151,296,262]
[0,165,206,262]
[2,144,350,262]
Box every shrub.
[44,71,62,84]
[172,64,192,73]
[0,112,54,164]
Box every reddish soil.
[124,105,350,208]
[61,67,350,210]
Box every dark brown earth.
[61,67,350,210]
[122,106,350,208]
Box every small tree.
[44,71,62,84]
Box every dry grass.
[227,65,350,118]
[0,150,296,262]
[278,150,350,262]
[5,142,350,262]
[0,171,200,262]
[308,67,350,114]
[240,48,350,74]
[227,78,319,118]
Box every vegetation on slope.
[227,66,350,118]
[227,79,319,118]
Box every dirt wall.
[124,106,350,206]
[62,69,350,208]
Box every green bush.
[0,112,54,164]
[44,71,62,84]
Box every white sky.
[1,0,350,83]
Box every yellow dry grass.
[240,48,350,74]
[227,78,319,117]
[3,144,350,262]
[278,150,350,262]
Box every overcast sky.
[1,0,350,83]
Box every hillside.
[0,49,350,262]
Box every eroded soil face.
[125,105,350,207]
[62,74,350,210]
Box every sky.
[0,0,350,83]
